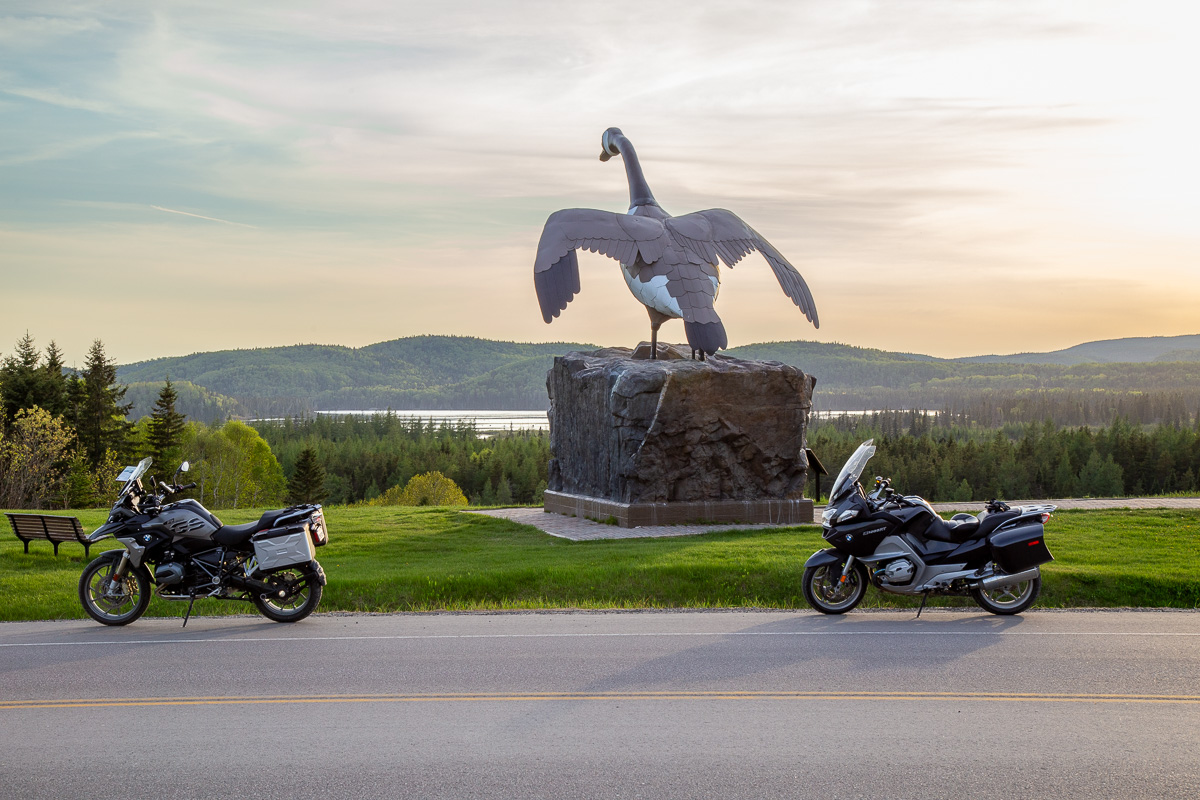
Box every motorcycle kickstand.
[915,591,930,619]
[182,593,197,628]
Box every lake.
[315,409,550,433]
[308,408,922,434]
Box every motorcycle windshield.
[828,440,876,503]
[117,457,153,498]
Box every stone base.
[544,490,813,528]
[547,344,815,505]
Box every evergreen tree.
[146,378,187,474]
[1053,452,1079,497]
[73,340,133,468]
[287,447,328,504]
[949,478,973,502]
[495,475,514,505]
[39,340,70,417]
[0,333,42,426]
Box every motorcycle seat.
[923,509,1021,544]
[212,509,298,548]
[924,516,981,544]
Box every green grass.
[1,506,1198,621]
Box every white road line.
[1,629,1198,648]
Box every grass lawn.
[1,506,1197,621]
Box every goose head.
[599,127,625,162]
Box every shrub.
[370,471,468,507]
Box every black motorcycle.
[80,457,329,626]
[803,440,1054,616]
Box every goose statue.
[534,127,819,360]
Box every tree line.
[252,414,550,506]
[809,411,1200,501]
[0,335,287,510]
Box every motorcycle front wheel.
[252,566,323,623]
[79,553,151,626]
[972,572,1041,615]
[803,562,868,614]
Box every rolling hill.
[956,334,1200,365]
[116,336,596,416]
[115,333,1200,419]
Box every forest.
[3,333,1200,510]
[808,410,1200,501]
[253,414,550,506]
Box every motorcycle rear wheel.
[79,553,150,626]
[972,573,1041,615]
[803,562,868,614]
[252,567,322,623]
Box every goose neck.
[614,134,658,211]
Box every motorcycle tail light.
[1040,513,1051,524]
[309,511,328,546]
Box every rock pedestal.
[544,343,814,527]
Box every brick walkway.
[468,497,1200,542]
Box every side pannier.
[252,524,316,571]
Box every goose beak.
[599,151,612,162]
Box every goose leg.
[646,308,670,360]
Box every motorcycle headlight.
[837,509,860,523]
[821,506,837,526]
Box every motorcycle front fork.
[107,552,132,587]
[839,555,856,583]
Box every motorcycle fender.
[804,548,847,570]
[94,548,150,582]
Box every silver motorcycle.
[80,457,329,626]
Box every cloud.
[1,0,1197,362]
[150,205,256,228]
[0,14,101,45]
[0,85,116,113]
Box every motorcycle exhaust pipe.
[978,567,1039,590]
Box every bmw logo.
[845,534,853,541]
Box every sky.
[2,0,1198,367]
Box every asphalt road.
[2,610,1198,799]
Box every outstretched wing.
[534,209,669,323]
[664,209,819,328]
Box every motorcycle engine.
[154,563,185,585]
[877,559,915,585]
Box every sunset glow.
[2,1,1198,365]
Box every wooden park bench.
[6,513,93,557]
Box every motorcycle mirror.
[176,461,190,475]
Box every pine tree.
[287,447,328,504]
[146,378,187,475]
[39,341,70,417]
[0,333,42,426]
[73,340,133,468]
[1053,452,1079,497]
[495,475,513,505]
